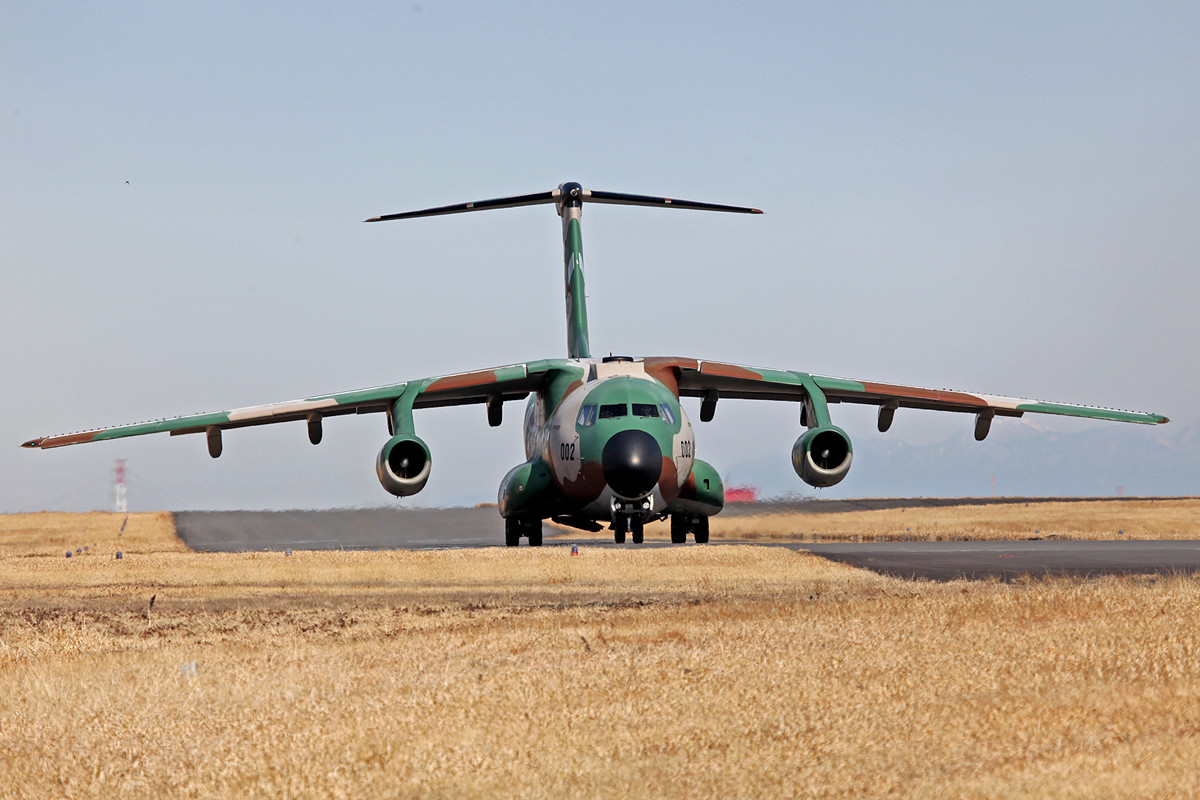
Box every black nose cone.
[602,429,663,500]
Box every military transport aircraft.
[23,183,1169,546]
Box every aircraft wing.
[643,357,1169,427]
[21,361,559,450]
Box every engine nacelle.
[791,425,853,488]
[376,434,432,497]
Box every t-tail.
[366,182,762,359]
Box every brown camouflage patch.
[425,369,504,393]
[658,456,681,504]
[699,361,765,381]
[558,460,606,504]
[37,431,103,448]
[642,357,696,396]
[858,382,989,408]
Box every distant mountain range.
[725,419,1200,500]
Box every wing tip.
[21,438,44,449]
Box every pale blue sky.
[4,2,1197,511]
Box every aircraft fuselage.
[498,356,721,542]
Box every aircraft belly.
[578,484,675,520]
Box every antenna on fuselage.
[365,183,763,359]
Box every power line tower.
[114,459,128,513]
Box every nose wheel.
[612,513,644,545]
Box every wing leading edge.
[21,361,562,450]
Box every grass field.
[705,498,1200,542]
[2,506,1199,798]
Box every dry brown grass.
[705,498,1200,542]
[0,512,184,557]
[3,511,1200,798]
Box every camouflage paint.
[23,183,1170,538]
[562,214,590,359]
[671,458,724,517]
[550,372,691,511]
[500,358,696,522]
[497,458,560,519]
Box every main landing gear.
[670,514,709,544]
[505,517,543,547]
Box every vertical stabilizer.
[365,183,761,361]
[556,182,591,359]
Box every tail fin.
[366,183,762,359]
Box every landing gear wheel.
[631,516,644,545]
[505,518,543,547]
[670,515,687,544]
[694,516,710,544]
[613,514,630,545]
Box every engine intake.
[791,425,853,488]
[376,434,432,496]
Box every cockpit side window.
[598,403,628,419]
[659,403,676,424]
[632,403,659,418]
[577,404,598,427]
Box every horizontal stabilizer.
[365,183,763,223]
[365,190,557,222]
[585,189,762,214]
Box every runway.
[173,505,1200,581]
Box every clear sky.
[4,2,1197,511]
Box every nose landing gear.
[612,512,644,545]
[611,497,650,544]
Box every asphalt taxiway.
[173,504,1200,582]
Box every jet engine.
[376,434,432,496]
[791,425,853,488]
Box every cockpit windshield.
[598,403,628,419]
[576,404,598,427]
[632,403,659,418]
